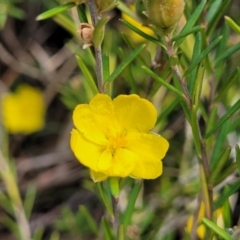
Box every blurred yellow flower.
[1,84,46,134]
[122,6,155,44]
[187,201,224,239]
[70,94,169,182]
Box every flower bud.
[78,23,94,49]
[143,0,185,30]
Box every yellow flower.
[70,94,169,182]
[1,84,46,134]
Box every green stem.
[0,151,31,240]
[165,37,213,219]
[87,0,105,93]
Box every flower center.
[107,130,127,155]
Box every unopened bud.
[78,23,94,49]
[143,0,185,31]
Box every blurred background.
[0,0,240,239]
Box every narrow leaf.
[189,32,202,94]
[36,3,75,21]
[192,61,205,107]
[123,181,142,228]
[215,68,239,101]
[117,224,125,240]
[76,55,99,95]
[206,0,231,36]
[79,205,98,235]
[185,36,222,76]
[97,182,114,218]
[215,43,240,65]
[101,217,114,240]
[205,99,240,138]
[141,66,185,98]
[214,181,240,209]
[172,25,203,42]
[210,119,230,169]
[225,16,240,35]
[93,16,110,48]
[201,217,232,240]
[235,144,240,174]
[23,184,36,220]
[105,44,145,83]
[120,19,162,46]
[175,0,207,47]
[209,147,231,184]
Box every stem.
[165,38,192,109]
[165,37,213,218]
[87,0,105,93]
[112,196,120,237]
[0,151,31,240]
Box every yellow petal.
[90,170,108,182]
[97,149,113,171]
[73,94,119,145]
[113,95,157,132]
[104,148,137,177]
[126,132,169,179]
[70,128,105,172]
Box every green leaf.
[49,231,60,240]
[0,190,12,214]
[97,182,114,218]
[32,228,44,240]
[189,32,202,94]
[117,224,125,240]
[192,61,205,107]
[103,53,110,82]
[215,68,239,101]
[205,99,240,138]
[79,205,98,235]
[210,119,230,169]
[191,105,201,157]
[235,144,240,174]
[172,25,203,42]
[141,66,185,99]
[36,2,76,21]
[214,181,240,209]
[0,215,20,239]
[101,217,114,240]
[123,181,142,228]
[93,16,110,47]
[53,13,77,36]
[105,44,145,83]
[184,36,222,76]
[209,147,231,184]
[8,5,25,19]
[214,163,237,186]
[225,16,240,35]
[0,2,7,29]
[77,4,88,23]
[76,55,99,95]
[175,0,207,48]
[206,0,231,36]
[157,98,179,124]
[215,43,240,65]
[23,184,36,220]
[120,19,163,46]
[201,217,232,240]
